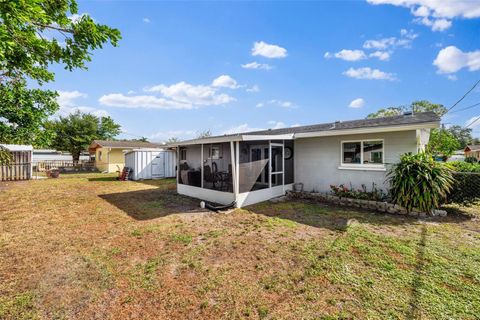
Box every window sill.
[338,166,386,172]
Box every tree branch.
[32,22,74,34]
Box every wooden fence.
[34,160,94,172]
[0,151,32,181]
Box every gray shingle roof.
[466,145,480,151]
[177,112,439,144]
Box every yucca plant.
[387,152,454,213]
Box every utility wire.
[450,101,480,114]
[466,115,480,129]
[446,79,480,114]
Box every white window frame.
[180,148,187,161]
[339,139,386,171]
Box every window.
[210,145,220,159]
[180,148,187,161]
[341,140,384,167]
[98,151,102,161]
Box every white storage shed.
[125,149,176,180]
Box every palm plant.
[387,152,454,213]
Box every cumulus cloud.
[367,0,480,31]
[148,130,195,142]
[324,49,367,61]
[56,90,109,117]
[349,98,366,108]
[211,75,240,89]
[101,77,237,109]
[369,51,391,61]
[433,46,480,74]
[223,124,264,135]
[343,67,397,81]
[267,120,286,129]
[142,17,151,23]
[465,116,480,129]
[241,61,273,70]
[246,85,260,93]
[363,29,418,50]
[251,41,287,58]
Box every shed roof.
[465,145,480,152]
[0,144,33,151]
[172,112,440,146]
[89,140,163,150]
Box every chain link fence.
[448,172,480,204]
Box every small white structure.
[0,144,33,181]
[125,149,176,180]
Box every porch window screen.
[238,142,270,193]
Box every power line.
[466,115,480,129]
[450,101,480,114]
[446,79,480,114]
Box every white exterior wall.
[125,149,176,180]
[294,130,419,193]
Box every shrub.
[448,172,480,204]
[387,152,454,213]
[465,156,478,164]
[445,161,480,173]
[330,183,386,201]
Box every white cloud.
[349,98,366,108]
[143,17,151,23]
[363,29,417,50]
[291,123,301,127]
[267,121,286,129]
[369,50,391,61]
[269,99,296,108]
[211,75,240,89]
[223,124,264,135]
[56,90,109,117]
[99,93,190,109]
[433,46,480,74]
[241,61,273,70]
[246,85,260,93]
[68,13,89,23]
[256,102,265,108]
[343,67,397,81]
[324,49,367,61]
[447,74,458,81]
[465,116,480,129]
[367,0,480,31]
[251,41,287,58]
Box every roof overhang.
[172,133,295,146]
[294,122,439,139]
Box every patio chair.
[204,164,219,189]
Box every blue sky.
[49,0,480,141]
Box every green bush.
[387,153,454,213]
[445,161,480,173]
[465,156,478,164]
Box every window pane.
[363,141,383,164]
[203,143,232,192]
[239,142,269,193]
[271,146,283,173]
[271,173,283,187]
[343,142,361,164]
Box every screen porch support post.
[230,141,237,202]
[201,144,204,188]
[176,147,180,185]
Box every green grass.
[0,174,478,319]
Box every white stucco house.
[170,112,439,208]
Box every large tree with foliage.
[367,100,447,119]
[427,129,461,159]
[47,111,121,161]
[446,125,473,148]
[0,0,121,147]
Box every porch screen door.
[269,143,284,187]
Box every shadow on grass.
[99,188,200,220]
[88,176,117,182]
[406,224,428,319]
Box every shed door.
[151,153,165,178]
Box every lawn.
[0,174,479,319]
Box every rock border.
[286,191,447,217]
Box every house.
[464,145,480,161]
[33,149,90,164]
[170,112,439,208]
[88,140,163,173]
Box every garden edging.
[286,191,447,217]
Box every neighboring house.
[88,140,163,173]
[171,112,439,208]
[464,145,480,161]
[447,149,466,162]
[33,149,90,164]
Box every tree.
[427,129,460,159]
[196,129,212,139]
[47,111,121,161]
[165,137,180,144]
[447,125,473,148]
[367,100,447,119]
[0,1,121,147]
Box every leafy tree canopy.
[165,137,180,144]
[196,129,212,139]
[366,100,448,119]
[446,125,473,149]
[0,0,121,147]
[46,111,121,161]
[427,128,461,158]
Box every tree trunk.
[72,150,81,163]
